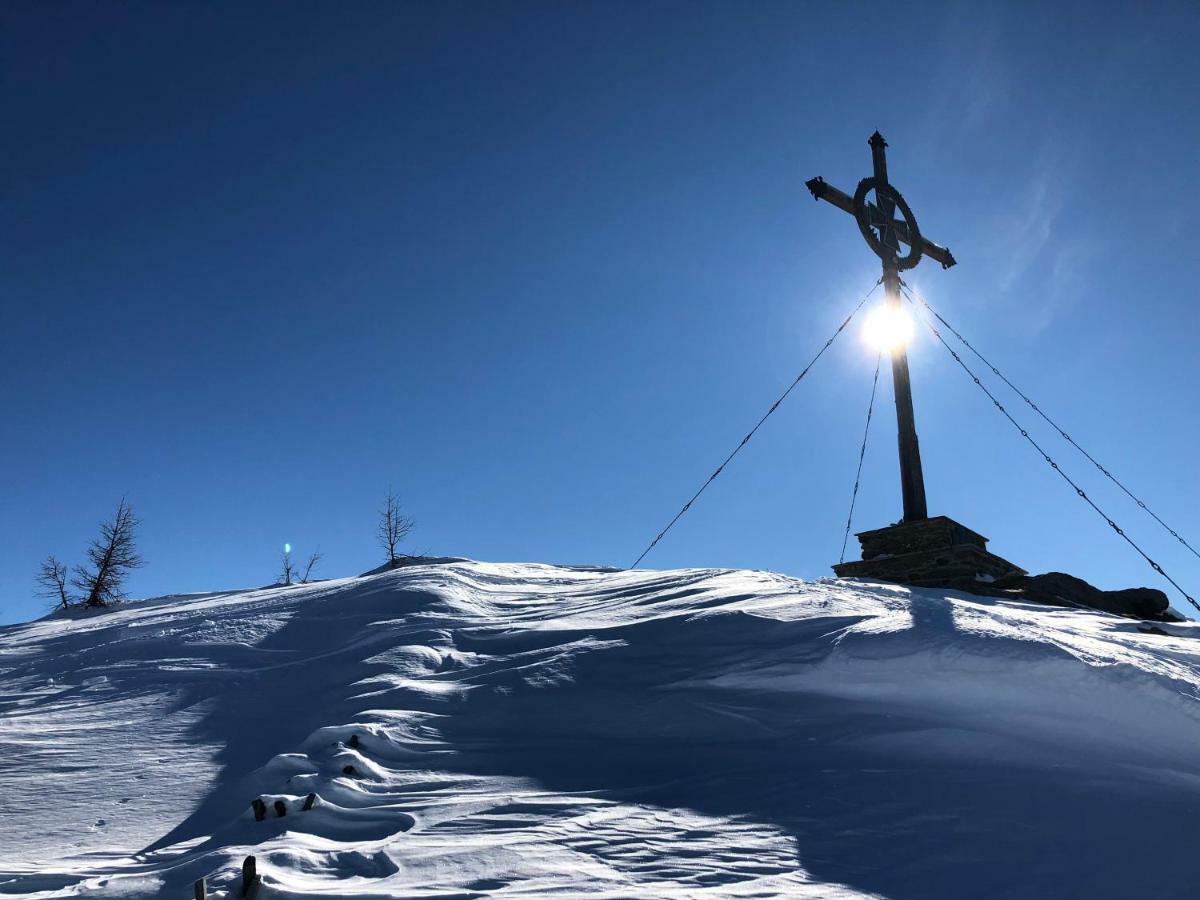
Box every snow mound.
[2,561,1200,898]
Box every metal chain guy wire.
[630,278,882,568]
[901,284,1199,613]
[840,352,882,564]
[901,280,1200,565]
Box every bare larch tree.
[35,555,71,610]
[378,488,415,569]
[71,499,145,608]
[301,548,322,583]
[280,547,296,586]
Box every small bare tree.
[301,548,322,583]
[377,488,414,569]
[280,545,296,586]
[71,499,145,608]
[36,555,72,610]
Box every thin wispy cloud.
[995,166,1061,295]
[917,7,1008,151]
[988,142,1100,336]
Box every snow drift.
[2,561,1199,898]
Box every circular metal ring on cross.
[852,178,923,271]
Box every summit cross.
[806,131,956,522]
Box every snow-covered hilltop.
[2,561,1199,898]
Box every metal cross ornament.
[863,188,903,256]
[806,131,956,522]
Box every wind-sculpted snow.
[2,563,1200,898]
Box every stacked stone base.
[833,543,1025,587]
[832,515,1175,622]
[833,516,1026,586]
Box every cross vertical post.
[818,136,1032,590]
[870,132,928,522]
[807,131,955,523]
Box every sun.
[862,304,915,353]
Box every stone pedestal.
[832,515,1026,587]
[831,515,1176,621]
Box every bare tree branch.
[35,555,71,610]
[377,487,415,569]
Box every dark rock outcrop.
[993,571,1174,621]
[927,571,1177,621]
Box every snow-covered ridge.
[2,561,1200,898]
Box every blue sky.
[3,1,1198,623]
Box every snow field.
[2,561,1199,897]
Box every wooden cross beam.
[805,177,957,270]
[806,132,956,523]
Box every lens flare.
[862,304,915,353]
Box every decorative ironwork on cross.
[805,131,956,522]
[806,132,955,271]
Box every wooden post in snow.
[242,855,261,898]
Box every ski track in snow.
[2,561,1200,898]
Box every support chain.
[901,285,1199,613]
[901,280,1200,565]
[630,278,882,568]
[840,352,882,564]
